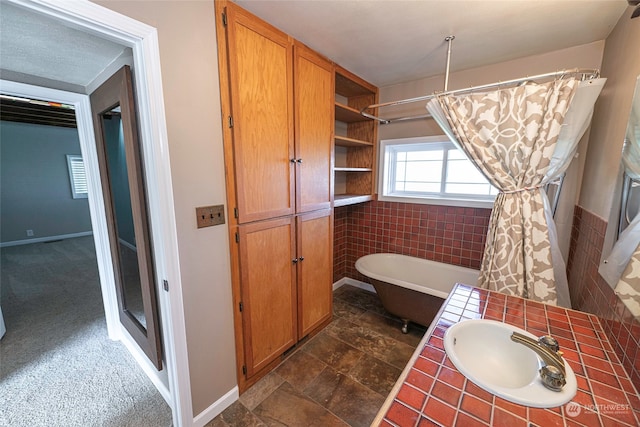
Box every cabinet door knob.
[299,256,304,262]
[296,158,303,163]
[292,258,298,264]
[290,158,297,163]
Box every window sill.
[378,194,495,209]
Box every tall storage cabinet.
[292,42,334,340]
[217,1,334,390]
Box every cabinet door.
[297,210,333,339]
[294,43,334,213]
[238,217,297,376]
[226,4,294,223]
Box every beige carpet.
[0,236,172,427]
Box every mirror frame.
[90,65,163,369]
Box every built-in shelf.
[333,66,378,209]
[334,194,374,207]
[335,102,370,123]
[334,167,372,172]
[334,135,373,147]
[335,73,373,98]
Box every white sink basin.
[443,319,577,408]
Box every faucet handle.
[538,335,560,352]
[540,365,566,391]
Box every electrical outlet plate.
[196,205,225,228]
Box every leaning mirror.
[90,66,163,369]
[100,106,147,328]
[599,75,640,318]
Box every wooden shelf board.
[335,65,377,96]
[334,194,374,207]
[334,135,373,147]
[334,167,372,172]
[335,72,376,97]
[335,102,370,123]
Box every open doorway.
[0,97,172,426]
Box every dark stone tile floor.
[207,285,426,427]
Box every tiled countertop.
[374,284,640,427]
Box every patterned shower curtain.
[429,79,578,305]
[615,248,640,316]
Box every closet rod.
[360,67,600,124]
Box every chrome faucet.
[510,332,566,391]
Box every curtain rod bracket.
[443,35,455,92]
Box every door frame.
[4,1,192,426]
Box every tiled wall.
[333,200,491,283]
[334,200,640,391]
[334,201,640,390]
[333,205,349,283]
[566,205,640,391]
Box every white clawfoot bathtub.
[355,253,480,332]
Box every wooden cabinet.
[237,210,332,376]
[217,1,335,390]
[296,210,333,338]
[225,4,294,224]
[294,43,334,213]
[225,7,333,223]
[334,66,379,207]
[238,217,297,377]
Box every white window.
[66,154,88,199]
[379,136,497,208]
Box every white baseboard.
[333,277,376,293]
[192,386,239,427]
[118,326,172,405]
[0,231,93,247]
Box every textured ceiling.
[236,0,629,86]
[0,2,128,88]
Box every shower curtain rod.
[361,67,601,124]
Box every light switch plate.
[196,205,225,228]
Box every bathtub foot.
[401,319,409,334]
